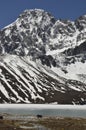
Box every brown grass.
[36,117,86,130]
[0,117,86,130]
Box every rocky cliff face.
[0,9,86,104]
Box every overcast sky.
[0,0,86,29]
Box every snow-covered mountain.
[0,9,86,104]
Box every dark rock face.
[0,10,85,60]
[63,41,86,56]
[75,15,86,31]
[0,9,86,104]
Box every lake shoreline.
[0,104,86,118]
[0,114,86,130]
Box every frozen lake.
[0,104,86,118]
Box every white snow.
[0,83,9,99]
[0,104,86,110]
[52,61,86,86]
[0,69,2,74]
[69,85,81,91]
[46,47,69,55]
[0,55,48,101]
[5,29,11,36]
[64,62,86,84]
[1,74,24,101]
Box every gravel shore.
[0,113,86,130]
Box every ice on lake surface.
[0,104,86,118]
[0,104,86,109]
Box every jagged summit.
[75,15,86,31]
[3,9,56,30]
[0,9,84,57]
[0,9,86,61]
[24,8,45,12]
[18,8,56,27]
[0,9,57,56]
[19,8,55,18]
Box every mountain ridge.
[0,9,86,104]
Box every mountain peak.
[0,9,86,104]
[23,8,45,13]
[0,9,86,57]
[20,8,45,18]
[19,8,54,19]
